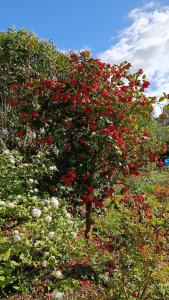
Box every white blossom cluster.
[51,290,64,299]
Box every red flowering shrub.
[10,51,157,237]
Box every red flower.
[24,82,32,88]
[11,85,18,91]
[82,194,93,202]
[121,86,127,92]
[62,169,77,185]
[16,130,24,138]
[122,197,129,204]
[104,241,112,247]
[119,113,125,120]
[138,68,143,75]
[102,89,110,99]
[80,280,90,286]
[142,81,150,89]
[70,53,78,61]
[18,111,26,118]
[112,130,119,138]
[140,100,146,106]
[52,185,56,192]
[83,172,91,180]
[45,135,55,145]
[104,128,111,135]
[77,65,84,71]
[70,78,77,86]
[121,187,127,194]
[46,80,54,86]
[52,93,59,101]
[59,79,67,84]
[87,185,94,194]
[157,160,163,167]
[31,112,39,118]
[95,201,103,208]
[128,163,135,169]
[69,259,77,265]
[94,98,99,104]
[10,99,18,107]
[67,122,73,129]
[80,138,85,144]
[91,124,97,130]
[38,137,43,145]
[132,290,139,297]
[143,131,149,137]
[91,82,99,90]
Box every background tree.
[0,28,69,149]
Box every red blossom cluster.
[10,51,157,207]
[121,192,152,218]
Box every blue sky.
[1,0,169,114]
[1,0,147,54]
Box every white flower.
[34,188,38,193]
[40,128,45,134]
[16,195,22,199]
[51,197,59,209]
[72,232,77,238]
[9,159,15,164]
[49,166,58,172]
[66,212,71,219]
[44,215,52,223]
[7,202,15,208]
[32,196,37,200]
[29,178,34,183]
[34,240,41,248]
[32,208,41,218]
[42,260,48,267]
[13,233,21,242]
[34,179,38,184]
[22,258,29,264]
[43,207,48,212]
[3,149,10,154]
[51,290,64,299]
[67,219,73,225]
[48,231,55,239]
[54,270,63,279]
[44,199,50,205]
[0,200,5,206]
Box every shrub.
[9,51,160,238]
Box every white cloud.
[99,2,169,115]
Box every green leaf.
[163,104,169,110]
[159,113,168,119]
[0,276,5,281]
[2,249,11,261]
[159,97,165,102]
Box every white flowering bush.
[0,150,84,296]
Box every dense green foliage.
[0,29,68,149]
[0,29,169,300]
[0,150,169,299]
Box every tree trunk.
[85,202,93,239]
